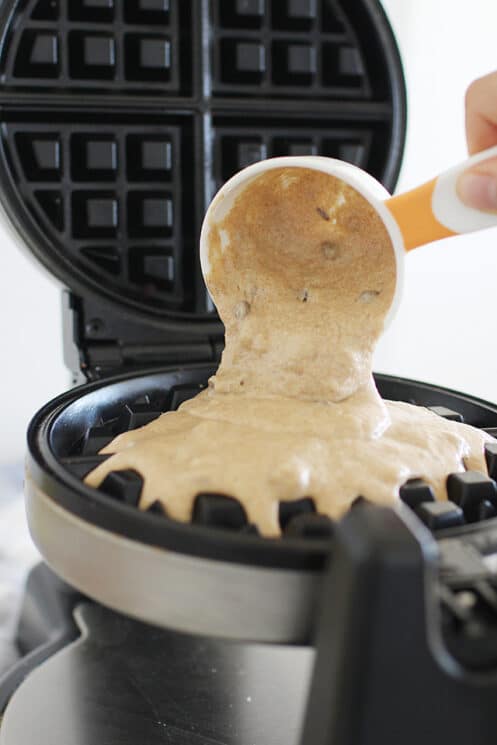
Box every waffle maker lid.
[0,0,407,380]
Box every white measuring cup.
[200,146,497,325]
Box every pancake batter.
[85,167,493,535]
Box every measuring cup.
[200,145,497,326]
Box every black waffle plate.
[27,365,497,571]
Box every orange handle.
[385,178,457,252]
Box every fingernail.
[458,171,497,211]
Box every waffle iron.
[3,1,497,744]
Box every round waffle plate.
[26,366,497,642]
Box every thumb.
[457,156,497,212]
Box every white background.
[1,0,497,473]
[375,0,497,405]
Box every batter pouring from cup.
[85,75,497,536]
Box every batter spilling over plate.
[85,158,495,536]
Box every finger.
[457,155,497,212]
[465,71,497,154]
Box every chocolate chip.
[316,206,330,221]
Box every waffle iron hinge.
[62,291,223,383]
[300,503,497,745]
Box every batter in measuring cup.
[86,167,492,535]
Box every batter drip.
[86,167,493,535]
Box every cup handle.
[385,144,497,251]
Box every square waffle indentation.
[143,198,173,227]
[220,0,265,29]
[339,142,366,164]
[282,139,318,156]
[288,0,317,18]
[87,140,118,171]
[16,133,62,181]
[237,140,267,168]
[144,252,174,281]
[33,138,61,170]
[125,0,171,24]
[127,135,174,181]
[218,135,268,175]
[218,133,266,182]
[288,45,317,74]
[69,32,116,80]
[272,0,317,30]
[129,247,177,294]
[30,33,59,65]
[128,191,174,237]
[140,38,171,69]
[71,134,118,181]
[125,34,173,83]
[84,36,116,67]
[320,136,366,162]
[14,31,60,78]
[237,0,265,14]
[87,198,118,228]
[236,42,265,73]
[142,141,172,171]
[69,0,115,22]
[219,39,266,84]
[273,42,317,85]
[322,43,365,87]
[73,191,119,238]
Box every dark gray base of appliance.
[0,565,312,745]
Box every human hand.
[457,71,497,212]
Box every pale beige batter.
[85,167,493,535]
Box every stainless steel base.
[25,472,321,643]
[0,602,313,745]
